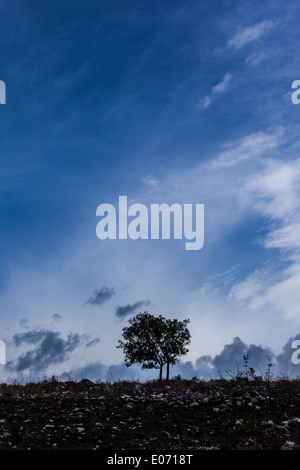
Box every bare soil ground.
[0,376,299,450]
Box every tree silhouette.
[117,312,191,381]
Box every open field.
[0,376,299,450]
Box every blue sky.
[1,0,300,382]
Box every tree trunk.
[159,365,163,381]
[166,361,170,382]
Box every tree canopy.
[117,312,191,380]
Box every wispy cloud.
[115,300,150,320]
[201,73,232,109]
[142,175,159,189]
[208,131,280,169]
[242,157,300,221]
[228,271,266,304]
[52,313,62,321]
[245,50,270,67]
[86,338,100,348]
[264,223,300,250]
[86,287,116,306]
[229,156,300,319]
[228,20,274,50]
[211,73,232,94]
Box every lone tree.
[117,312,191,381]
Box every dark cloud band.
[86,287,116,306]
[115,300,150,319]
